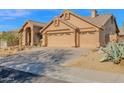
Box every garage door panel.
[80,31,99,48]
[47,32,74,47]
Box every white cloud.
[0,24,12,28]
[0,10,31,17]
[0,9,31,20]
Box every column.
[23,28,26,46]
[30,26,34,46]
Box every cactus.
[100,41,124,64]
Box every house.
[41,10,119,48]
[19,20,46,46]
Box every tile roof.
[19,20,46,32]
[28,20,46,27]
[81,14,112,27]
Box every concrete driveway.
[1,47,124,83]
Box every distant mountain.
[8,29,20,32]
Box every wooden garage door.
[80,31,99,48]
[47,32,74,47]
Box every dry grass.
[63,50,124,74]
[0,46,19,57]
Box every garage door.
[80,31,99,48]
[47,32,74,47]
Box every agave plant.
[100,41,124,64]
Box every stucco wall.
[99,17,117,46]
[20,23,43,46]
[44,21,73,32]
[43,13,101,48]
[61,13,95,29]
[22,30,26,46]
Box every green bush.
[0,31,19,46]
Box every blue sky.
[0,9,124,31]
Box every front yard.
[1,47,124,82]
[63,50,124,74]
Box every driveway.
[0,47,89,79]
[1,47,124,83]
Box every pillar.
[23,28,26,46]
[44,32,48,47]
[30,26,34,46]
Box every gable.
[59,10,101,30]
[102,16,119,34]
[42,18,77,34]
[23,22,32,29]
[19,20,45,33]
[19,22,32,33]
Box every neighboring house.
[40,10,119,48]
[19,20,46,46]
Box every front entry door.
[25,28,32,46]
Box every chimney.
[91,9,97,18]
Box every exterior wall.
[19,23,43,47]
[42,12,118,48]
[60,13,97,29]
[43,21,73,32]
[20,23,31,46]
[43,14,101,48]
[22,30,26,46]
[99,17,117,46]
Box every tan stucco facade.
[42,17,76,47]
[19,10,119,48]
[41,10,119,48]
[19,21,44,47]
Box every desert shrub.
[0,31,19,46]
[100,41,124,64]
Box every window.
[64,12,70,20]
